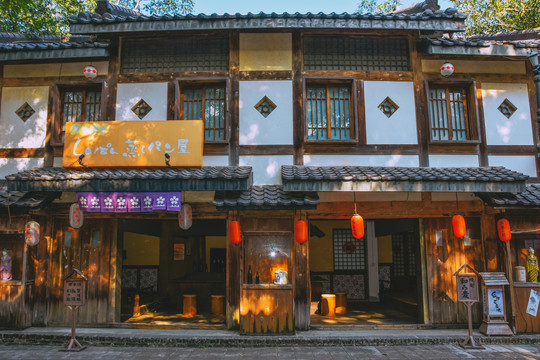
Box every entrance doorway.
[120,219,227,327]
[309,219,421,327]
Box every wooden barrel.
[183,294,197,316]
[211,295,225,316]
[335,292,347,314]
[321,294,336,316]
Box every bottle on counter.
[247,265,253,284]
[255,271,260,284]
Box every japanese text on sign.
[63,120,203,168]
[457,275,479,302]
[63,281,86,306]
[487,288,505,316]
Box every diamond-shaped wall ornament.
[378,97,399,118]
[254,96,277,118]
[15,102,35,122]
[131,99,152,120]
[497,98,517,119]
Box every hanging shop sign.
[63,120,204,168]
[76,192,181,212]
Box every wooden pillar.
[293,213,310,330]
[366,220,379,302]
[226,213,241,329]
[481,213,499,272]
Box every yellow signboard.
[63,120,203,168]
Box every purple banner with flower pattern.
[77,192,181,212]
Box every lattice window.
[428,85,471,141]
[392,232,416,277]
[122,38,228,73]
[181,85,226,141]
[60,87,102,142]
[304,37,410,71]
[333,229,365,271]
[306,85,352,140]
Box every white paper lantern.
[178,203,193,230]
[440,62,454,77]
[83,65,97,79]
[69,203,84,229]
[25,221,40,246]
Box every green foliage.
[357,0,401,13]
[0,0,194,36]
[450,0,540,35]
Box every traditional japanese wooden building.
[1,0,539,333]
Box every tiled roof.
[6,167,253,192]
[281,166,528,193]
[68,8,466,35]
[0,32,109,61]
[477,184,540,209]
[468,28,540,42]
[427,37,540,49]
[0,186,60,211]
[213,185,319,210]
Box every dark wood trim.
[411,34,429,167]
[239,145,294,155]
[0,148,45,158]
[106,37,120,122]
[292,30,304,165]
[2,76,107,87]
[486,145,538,155]
[118,71,229,83]
[239,71,292,80]
[303,70,413,81]
[526,61,540,179]
[476,82,489,166]
[44,85,54,167]
[229,31,240,166]
[203,143,229,156]
[303,144,419,155]
[167,81,175,120]
[357,80,366,145]
[423,73,529,83]
[428,143,479,155]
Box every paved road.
[1,344,539,359]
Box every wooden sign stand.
[59,269,87,352]
[454,264,485,349]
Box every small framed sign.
[64,280,86,306]
[457,274,479,302]
[174,243,185,261]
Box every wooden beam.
[410,33,429,166]
[293,30,304,165]
[229,31,240,166]
[0,148,45,158]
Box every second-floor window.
[56,86,102,143]
[428,85,472,141]
[306,84,353,141]
[180,85,226,142]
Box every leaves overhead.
[357,0,402,13]
[450,0,540,35]
[0,0,194,36]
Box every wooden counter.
[240,284,294,334]
[513,283,540,333]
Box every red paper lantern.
[497,218,512,242]
[229,220,242,244]
[295,220,308,244]
[69,203,84,229]
[351,213,364,239]
[452,215,466,238]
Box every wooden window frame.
[426,80,481,144]
[175,77,230,144]
[51,81,105,146]
[303,77,358,143]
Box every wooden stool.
[183,294,197,316]
[336,292,347,314]
[211,295,225,316]
[321,294,336,316]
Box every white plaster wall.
[0,87,49,148]
[239,81,293,145]
[482,83,534,145]
[203,156,229,166]
[116,83,168,121]
[239,155,293,185]
[0,158,43,179]
[364,81,417,144]
[488,155,537,177]
[428,155,480,168]
[303,155,419,167]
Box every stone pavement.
[1,344,540,359]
